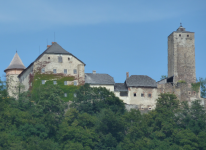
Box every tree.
[71,84,125,115]
[198,77,206,98]
[160,75,167,80]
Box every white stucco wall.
[129,87,158,110]
[34,54,85,84]
[19,64,33,91]
[114,91,130,104]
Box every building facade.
[5,25,205,109]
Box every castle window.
[73,69,77,74]
[179,34,181,37]
[64,69,67,74]
[120,91,128,96]
[134,93,136,97]
[148,94,152,98]
[48,57,50,59]
[74,81,77,86]
[74,93,77,97]
[141,93,144,97]
[148,107,152,110]
[58,56,63,63]
[64,81,67,85]
[53,69,56,74]
[42,80,45,84]
[187,35,189,37]
[188,91,191,95]
[193,91,196,95]
[53,81,57,85]
[41,68,45,73]
[68,57,70,61]
[64,93,67,97]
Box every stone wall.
[168,32,196,84]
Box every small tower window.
[179,34,181,37]
[68,57,70,61]
[42,80,45,84]
[187,35,189,37]
[193,91,196,95]
[148,94,152,98]
[58,56,63,63]
[134,93,136,97]
[141,93,144,97]
[53,69,56,74]
[73,69,77,74]
[48,57,50,59]
[188,91,191,95]
[64,69,67,74]
[41,68,45,73]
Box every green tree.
[198,77,206,98]
[160,75,167,80]
[71,84,125,115]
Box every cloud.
[0,0,205,32]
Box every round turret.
[4,52,26,76]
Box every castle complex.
[4,25,205,110]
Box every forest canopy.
[0,78,206,150]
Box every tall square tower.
[168,24,196,84]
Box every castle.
[4,24,205,110]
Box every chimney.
[47,45,51,48]
[93,70,96,74]
[126,72,129,79]
[52,42,56,44]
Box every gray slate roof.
[18,42,85,77]
[5,52,26,72]
[85,73,115,85]
[114,83,128,91]
[126,75,157,87]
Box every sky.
[0,0,206,83]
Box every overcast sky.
[1,0,205,83]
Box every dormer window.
[179,34,181,37]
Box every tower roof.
[175,23,193,33]
[4,52,26,72]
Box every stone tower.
[168,24,196,84]
[4,52,26,97]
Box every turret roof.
[4,52,26,72]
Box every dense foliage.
[1,79,206,150]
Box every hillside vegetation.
[0,79,206,150]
